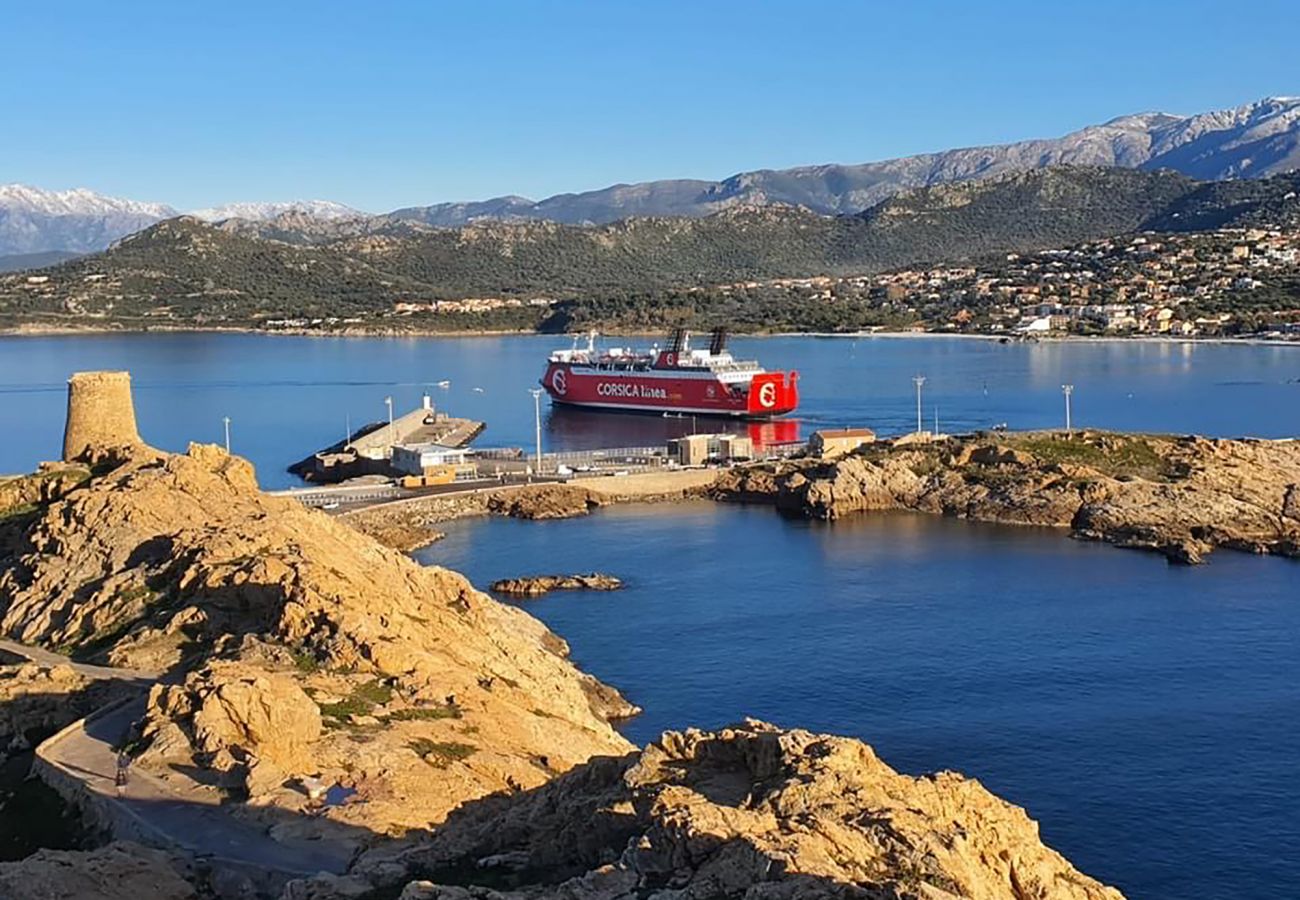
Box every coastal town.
[356,224,1300,339]
[705,226,1300,339]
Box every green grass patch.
[387,705,460,722]
[1002,433,1172,481]
[317,678,394,719]
[290,649,321,674]
[408,739,477,767]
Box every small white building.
[390,442,471,476]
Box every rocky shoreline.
[343,473,716,552]
[0,373,1131,898]
[346,430,1300,566]
[711,430,1300,563]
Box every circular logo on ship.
[551,369,568,396]
[758,382,777,408]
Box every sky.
[3,0,1298,212]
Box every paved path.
[0,638,156,682]
[3,638,351,877]
[41,697,349,876]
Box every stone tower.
[62,371,142,462]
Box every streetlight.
[384,396,394,450]
[912,375,926,434]
[529,388,544,476]
[222,416,231,454]
[1062,384,1074,435]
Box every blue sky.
[4,0,1297,212]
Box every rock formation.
[0,438,637,840]
[324,721,1121,899]
[712,431,1300,563]
[0,841,196,900]
[489,573,624,597]
[0,663,136,759]
[0,373,1126,898]
[62,371,141,463]
[342,484,606,551]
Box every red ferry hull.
[541,362,797,418]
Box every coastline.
[2,321,1297,347]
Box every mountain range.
[2,96,1298,262]
[0,190,362,259]
[393,97,1300,227]
[5,165,1299,333]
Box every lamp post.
[529,388,544,477]
[384,396,394,450]
[912,375,926,434]
[222,416,231,454]
[1062,384,1074,435]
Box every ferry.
[540,328,798,418]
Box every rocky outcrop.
[143,662,323,776]
[485,484,605,520]
[712,431,1300,563]
[331,720,1121,899]
[0,663,136,759]
[0,841,195,900]
[342,484,604,552]
[0,463,90,515]
[489,573,624,597]
[0,441,637,838]
[344,474,713,552]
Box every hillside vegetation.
[2,166,1298,333]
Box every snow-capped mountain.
[0,188,363,256]
[188,200,364,223]
[5,96,1300,257]
[0,184,175,218]
[0,184,177,256]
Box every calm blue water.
[420,505,1300,900]
[1,333,1298,898]
[0,333,1297,485]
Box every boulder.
[0,842,195,900]
[490,573,623,597]
[373,721,1124,899]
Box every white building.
[390,443,471,476]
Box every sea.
[1,332,1298,899]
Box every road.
[3,638,350,877]
[42,697,350,876]
[0,638,155,682]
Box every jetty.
[288,394,484,483]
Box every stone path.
[3,638,351,877]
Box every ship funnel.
[709,327,729,355]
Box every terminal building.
[390,442,477,485]
[667,433,754,466]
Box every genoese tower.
[62,371,142,462]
